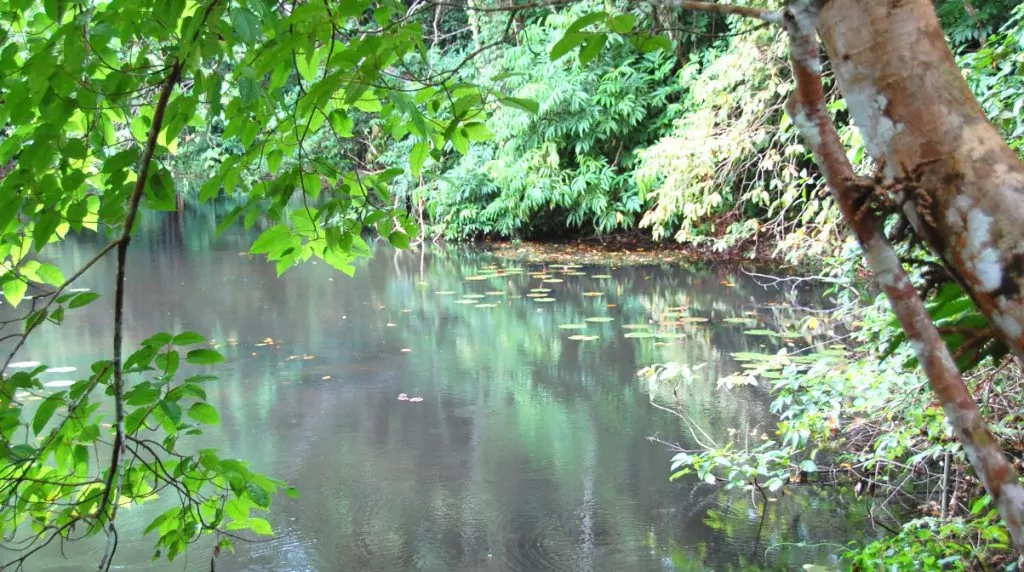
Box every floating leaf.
[526,293,546,298]
[621,324,650,330]
[582,291,604,297]
[559,323,588,330]
[465,275,489,281]
[585,317,614,323]
[624,332,655,339]
[462,294,485,299]
[45,366,76,373]
[534,297,556,303]
[455,299,477,305]
[8,361,41,368]
[543,278,564,283]
[722,317,752,324]
[475,303,497,308]
[744,329,780,337]
[435,291,457,295]
[529,288,552,293]
[568,334,599,341]
[679,317,708,323]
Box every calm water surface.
[2,211,867,571]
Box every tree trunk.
[817,0,1024,359]
[782,0,1024,552]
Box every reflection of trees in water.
[7,211,860,571]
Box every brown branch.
[780,0,1024,553]
[97,60,183,535]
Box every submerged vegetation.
[1,0,1024,569]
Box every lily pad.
[722,317,753,324]
[455,299,477,305]
[679,317,709,323]
[462,294,486,299]
[534,297,556,303]
[559,324,589,330]
[526,293,547,298]
[568,334,599,341]
[435,291,457,296]
[530,288,552,293]
[585,317,614,323]
[46,366,77,373]
[744,329,780,337]
[475,303,498,308]
[543,278,564,283]
[8,361,41,369]
[465,275,490,281]
[624,332,656,339]
[582,292,604,297]
[621,324,650,330]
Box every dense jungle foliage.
[2,0,1024,569]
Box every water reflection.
[0,209,865,571]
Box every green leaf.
[68,291,100,308]
[2,278,27,308]
[799,459,818,473]
[567,11,608,33]
[188,402,220,425]
[230,7,261,44]
[462,122,492,141]
[409,141,428,177]
[34,263,65,287]
[248,517,273,536]
[388,231,410,250]
[631,33,673,53]
[550,32,585,61]
[33,395,63,435]
[172,331,206,346]
[499,97,539,114]
[579,34,608,65]
[328,109,353,136]
[186,349,225,365]
[608,13,637,34]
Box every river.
[1,209,866,571]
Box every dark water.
[2,210,866,571]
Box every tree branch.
[779,0,1024,553]
[96,59,183,564]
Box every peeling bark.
[816,0,1024,361]
[780,0,1024,554]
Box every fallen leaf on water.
[46,366,76,374]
